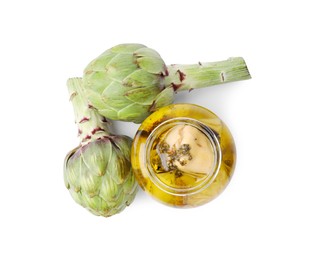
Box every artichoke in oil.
[83,43,251,123]
[64,78,137,217]
[131,104,236,207]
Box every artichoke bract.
[83,43,251,123]
[64,78,137,217]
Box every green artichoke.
[83,43,251,123]
[64,78,137,217]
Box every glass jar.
[131,103,236,207]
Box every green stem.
[67,77,111,144]
[164,57,251,92]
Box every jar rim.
[144,117,222,196]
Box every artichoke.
[83,43,251,123]
[64,78,137,217]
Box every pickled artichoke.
[83,43,251,123]
[64,78,137,217]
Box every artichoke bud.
[64,136,137,217]
[64,78,137,217]
[83,43,173,123]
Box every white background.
[0,0,308,259]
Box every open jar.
[131,104,236,207]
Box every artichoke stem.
[67,77,110,144]
[165,57,251,92]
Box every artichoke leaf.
[84,50,114,72]
[122,69,161,88]
[134,47,163,59]
[84,71,111,93]
[117,103,149,123]
[107,148,128,185]
[69,189,85,207]
[123,174,138,196]
[105,53,138,80]
[87,91,118,119]
[125,86,160,105]
[65,152,86,192]
[113,136,132,160]
[80,140,111,176]
[100,175,121,202]
[100,81,132,108]
[82,195,102,212]
[136,55,166,74]
[79,170,102,198]
[152,87,175,110]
